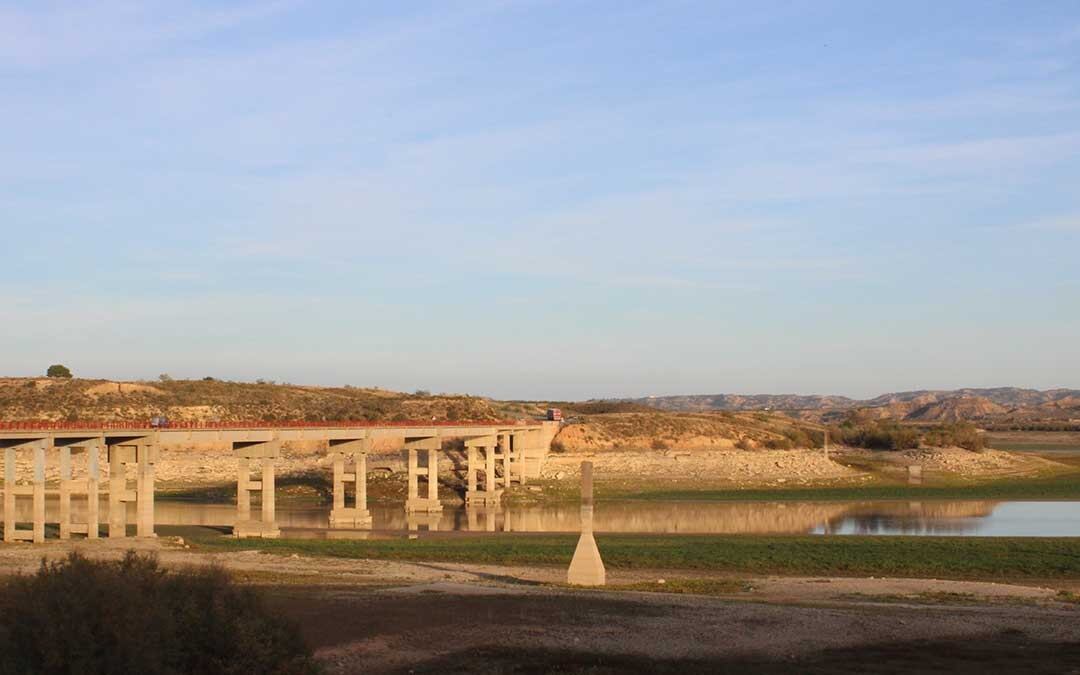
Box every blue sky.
[1,1,1078,400]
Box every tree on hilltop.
[46,364,72,379]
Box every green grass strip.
[188,532,1080,580]
[616,473,1080,502]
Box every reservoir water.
[4,498,1079,537]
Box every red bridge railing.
[0,419,535,432]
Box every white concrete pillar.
[467,446,477,493]
[516,432,529,483]
[261,459,276,525]
[485,445,495,492]
[497,435,507,487]
[136,445,155,537]
[87,445,100,539]
[237,457,250,522]
[427,448,438,502]
[357,452,367,512]
[407,449,418,501]
[108,447,126,538]
[33,444,45,543]
[3,448,15,542]
[59,447,72,540]
[332,454,345,511]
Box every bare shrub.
[0,551,317,675]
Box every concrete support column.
[498,434,510,488]
[465,436,503,508]
[59,447,72,540]
[328,439,371,529]
[513,434,526,485]
[404,438,442,513]
[427,448,438,502]
[108,447,126,538]
[261,458,276,525]
[3,448,15,542]
[136,445,156,538]
[357,452,367,512]
[237,457,251,522]
[407,449,419,502]
[233,438,280,538]
[87,445,100,539]
[332,454,345,511]
[485,446,495,492]
[32,444,45,543]
[467,446,477,493]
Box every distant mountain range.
[621,388,1080,426]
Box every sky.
[1,1,1078,400]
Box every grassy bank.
[184,532,1080,580]
[614,471,1080,502]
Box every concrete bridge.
[0,420,559,543]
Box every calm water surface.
[6,498,1075,537]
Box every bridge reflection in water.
[3,498,1077,536]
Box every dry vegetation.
[551,411,826,453]
[0,551,316,674]
[0,377,515,424]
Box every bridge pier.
[58,446,71,539]
[2,439,50,543]
[2,448,11,542]
[54,439,103,540]
[328,437,372,529]
[108,442,158,538]
[497,434,511,488]
[32,442,45,543]
[465,435,502,506]
[404,437,442,513]
[79,442,102,539]
[234,436,280,538]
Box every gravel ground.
[1,538,1078,673]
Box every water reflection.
[2,498,1078,536]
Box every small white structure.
[567,461,606,586]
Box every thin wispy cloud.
[1,1,1078,397]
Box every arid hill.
[552,411,825,452]
[0,378,516,424]
[621,387,1080,428]
[905,396,1008,423]
[633,393,859,412]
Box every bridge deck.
[0,421,544,443]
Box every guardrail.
[0,419,537,431]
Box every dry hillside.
[0,378,515,424]
[552,411,825,452]
[905,396,1008,422]
[626,387,1080,429]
